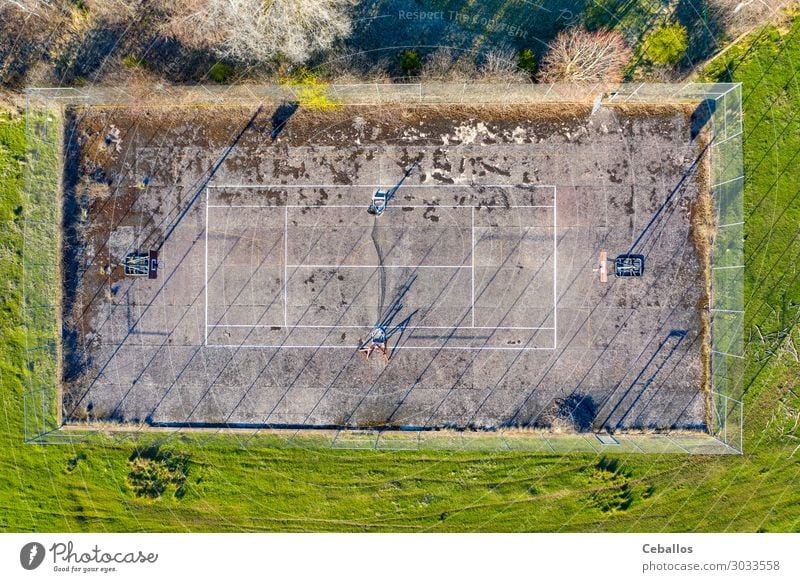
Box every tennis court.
[61,102,710,432]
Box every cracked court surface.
[62,103,710,431]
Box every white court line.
[287,264,469,269]
[204,187,209,346]
[471,206,475,328]
[208,204,555,209]
[208,184,558,189]
[553,187,558,349]
[206,345,556,351]
[210,324,555,331]
[284,204,288,328]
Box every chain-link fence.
[21,101,62,443]
[27,81,742,107]
[22,83,743,452]
[707,84,745,453]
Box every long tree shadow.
[507,222,698,429]
[145,193,440,433]
[64,106,264,418]
[675,0,728,68]
[60,100,265,394]
[627,136,714,256]
[540,393,598,432]
[281,212,465,431]
[319,205,485,429]
[691,98,716,140]
[595,329,688,430]
[270,101,299,140]
[154,105,263,252]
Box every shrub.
[644,24,689,66]
[208,62,233,83]
[421,47,455,79]
[283,67,342,111]
[398,49,422,76]
[589,457,635,512]
[127,446,189,499]
[122,55,148,69]
[516,48,537,76]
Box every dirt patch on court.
[689,132,715,428]
[62,101,696,151]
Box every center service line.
[284,203,288,328]
[553,186,558,349]
[472,206,475,328]
[204,187,209,346]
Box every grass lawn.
[1,14,799,532]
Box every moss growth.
[283,67,342,111]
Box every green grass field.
[1,15,799,532]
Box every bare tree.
[478,47,529,82]
[325,47,391,83]
[420,46,530,84]
[538,28,632,83]
[421,47,456,80]
[163,0,356,64]
[710,0,793,36]
[420,47,477,81]
[81,0,138,23]
[0,0,65,88]
[0,0,52,16]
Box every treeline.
[0,0,786,90]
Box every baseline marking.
[206,345,555,351]
[208,183,558,189]
[287,264,469,269]
[208,204,555,209]
[210,324,554,331]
